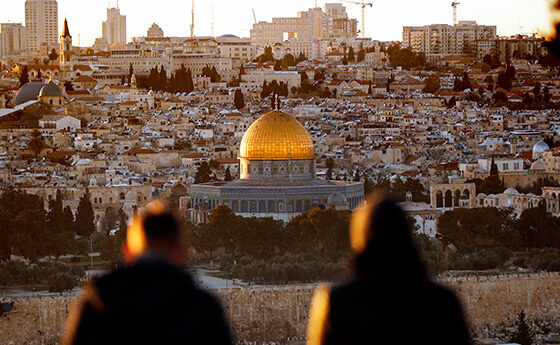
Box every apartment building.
[0,23,25,57]
[25,0,58,51]
[402,21,496,62]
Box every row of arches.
[433,189,471,208]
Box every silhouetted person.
[63,201,232,345]
[307,194,470,345]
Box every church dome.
[14,81,45,105]
[239,110,314,160]
[39,81,63,97]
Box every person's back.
[63,202,232,345]
[307,194,470,345]
[325,274,469,345]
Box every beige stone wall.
[1,273,559,345]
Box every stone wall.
[1,273,560,345]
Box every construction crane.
[190,0,195,37]
[452,2,460,26]
[252,8,257,24]
[339,0,373,39]
[211,4,215,37]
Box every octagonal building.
[189,110,364,223]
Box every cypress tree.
[75,190,95,237]
[185,68,194,93]
[234,89,245,110]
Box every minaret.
[60,18,73,75]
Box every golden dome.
[239,110,314,160]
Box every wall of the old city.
[1,273,559,345]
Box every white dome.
[327,192,348,206]
[504,188,520,195]
[532,141,550,159]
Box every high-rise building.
[250,4,357,46]
[102,6,127,47]
[25,0,59,52]
[402,21,496,62]
[0,23,26,57]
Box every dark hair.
[141,211,180,242]
[353,198,426,280]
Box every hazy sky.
[0,0,556,47]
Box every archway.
[444,190,453,208]
[168,183,187,210]
[436,191,443,208]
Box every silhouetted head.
[123,200,187,266]
[349,192,425,279]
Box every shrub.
[47,273,77,292]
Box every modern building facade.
[250,4,357,46]
[402,21,497,62]
[25,0,58,51]
[217,35,257,62]
[0,23,25,57]
[189,109,364,223]
[474,35,546,61]
[102,6,127,47]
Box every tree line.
[189,205,352,259]
[136,64,201,93]
[0,188,122,262]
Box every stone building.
[189,109,364,223]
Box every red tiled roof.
[125,148,156,155]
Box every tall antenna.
[211,3,215,37]
[78,33,81,46]
[117,0,119,9]
[190,0,195,37]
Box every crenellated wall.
[1,273,559,345]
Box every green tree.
[282,53,295,67]
[357,47,365,62]
[75,190,95,237]
[514,205,560,248]
[447,96,457,108]
[27,129,46,157]
[439,208,514,248]
[224,167,233,181]
[48,48,58,62]
[423,75,440,94]
[258,46,275,63]
[101,207,118,234]
[347,47,355,62]
[493,91,508,103]
[19,65,29,87]
[296,52,306,63]
[194,162,213,184]
[234,89,245,110]
[509,311,534,345]
[128,63,134,84]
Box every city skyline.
[0,0,554,47]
